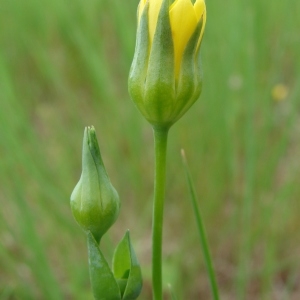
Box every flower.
[70,126,120,242]
[272,83,289,102]
[129,0,206,129]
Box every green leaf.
[113,230,143,300]
[168,284,178,300]
[87,232,121,300]
[181,150,220,300]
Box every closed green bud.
[70,126,120,242]
[128,0,206,129]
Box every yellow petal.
[194,0,205,21]
[170,0,198,78]
[148,0,164,46]
[138,0,147,23]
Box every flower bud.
[70,126,120,242]
[129,0,206,129]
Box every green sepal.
[128,2,150,119]
[71,127,120,243]
[113,230,143,300]
[172,18,204,124]
[144,0,175,128]
[87,231,121,300]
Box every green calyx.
[128,0,205,129]
[70,126,120,242]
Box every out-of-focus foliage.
[0,0,300,299]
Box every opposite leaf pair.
[88,231,142,300]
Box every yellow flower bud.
[129,0,206,128]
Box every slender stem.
[152,127,169,300]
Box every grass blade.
[181,149,219,300]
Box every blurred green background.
[1,0,300,299]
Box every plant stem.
[152,127,169,300]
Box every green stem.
[152,127,169,300]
